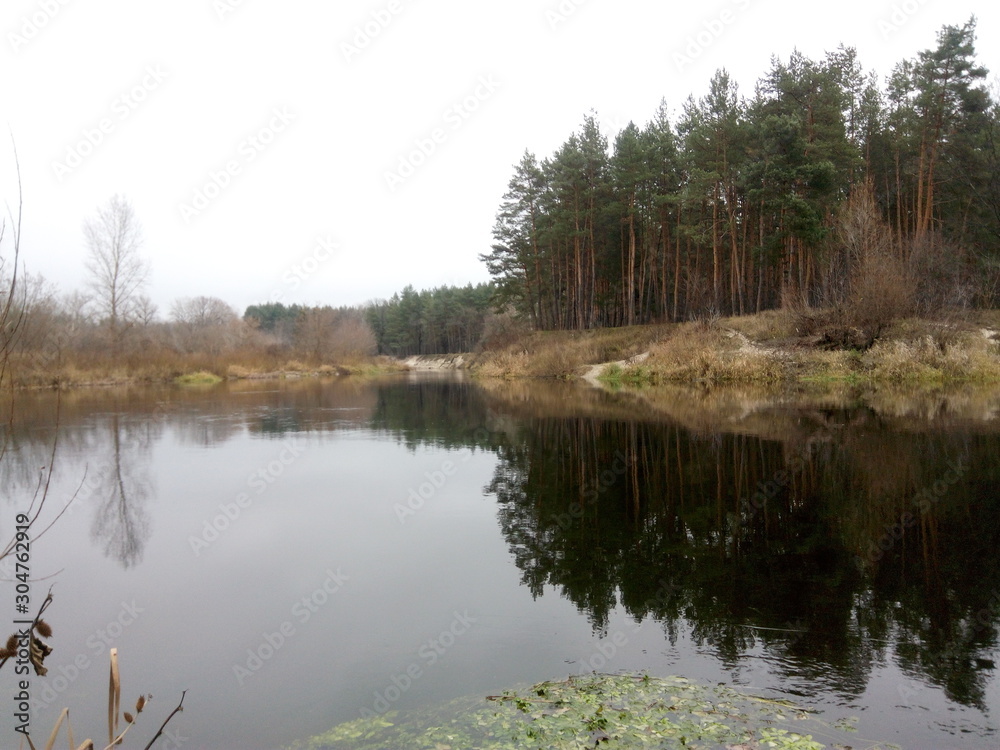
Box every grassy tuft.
[174,371,223,385]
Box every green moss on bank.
[174,371,223,385]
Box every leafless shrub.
[910,234,980,314]
[848,249,916,344]
[478,309,531,351]
[293,307,375,363]
[809,182,916,349]
[170,295,242,355]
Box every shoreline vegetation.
[7,308,1000,392]
[4,354,409,390]
[471,309,1000,387]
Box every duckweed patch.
[288,673,899,749]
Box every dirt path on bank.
[402,354,470,371]
[580,352,650,384]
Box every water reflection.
[3,377,1000,724]
[89,413,153,568]
[482,397,1000,709]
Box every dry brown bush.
[806,182,916,350]
[478,310,532,351]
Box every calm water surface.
[2,375,1000,749]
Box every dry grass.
[475,311,1000,386]
[35,648,186,750]
[796,348,865,383]
[634,321,788,384]
[343,356,409,375]
[0,589,185,749]
[721,309,798,341]
[474,324,673,378]
[4,345,276,388]
[226,364,256,379]
[475,350,532,378]
[2,345,396,390]
[864,332,1000,383]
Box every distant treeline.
[243,283,495,358]
[243,303,375,360]
[364,283,494,356]
[483,19,1000,330]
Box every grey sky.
[2,0,997,316]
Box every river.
[2,375,999,748]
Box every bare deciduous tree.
[170,295,241,355]
[170,295,236,328]
[84,195,149,352]
[134,294,158,327]
[294,306,376,362]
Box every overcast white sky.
[2,0,998,316]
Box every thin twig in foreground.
[140,691,187,750]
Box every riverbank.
[8,311,1000,390]
[3,355,408,389]
[471,311,1000,386]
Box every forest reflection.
[484,396,1000,709]
[3,376,999,709]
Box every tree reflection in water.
[90,413,152,569]
[486,409,1000,709]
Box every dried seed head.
[0,648,11,659]
[124,711,134,724]
[34,620,53,638]
[135,695,146,712]
[5,634,18,652]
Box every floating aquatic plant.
[289,672,900,750]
